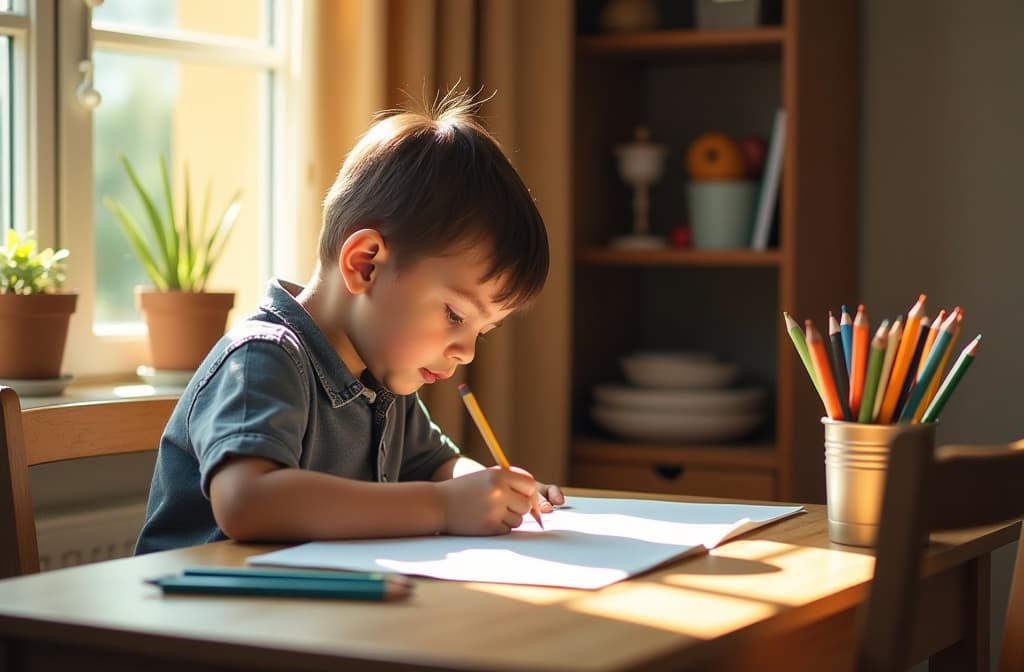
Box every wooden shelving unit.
[569,1,858,503]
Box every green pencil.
[784,312,822,399]
[899,310,957,422]
[921,335,981,423]
[857,319,889,423]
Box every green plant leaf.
[102,196,169,290]
[119,154,175,287]
[198,190,242,290]
[180,162,194,290]
[158,156,182,290]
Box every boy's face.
[349,245,515,395]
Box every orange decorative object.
[685,132,746,180]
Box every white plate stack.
[591,350,764,443]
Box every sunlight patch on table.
[663,543,873,605]
[568,582,776,638]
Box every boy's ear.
[338,229,389,294]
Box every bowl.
[593,384,763,414]
[591,405,762,443]
[620,351,739,389]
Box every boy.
[135,92,563,554]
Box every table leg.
[931,555,991,672]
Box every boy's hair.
[319,90,549,310]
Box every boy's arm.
[209,455,540,540]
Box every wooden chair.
[856,425,1024,672]
[0,385,177,579]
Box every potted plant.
[103,155,242,373]
[0,229,76,381]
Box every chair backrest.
[0,385,177,578]
[856,425,1024,672]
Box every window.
[52,0,300,375]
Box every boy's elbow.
[209,456,280,541]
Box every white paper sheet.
[247,496,804,590]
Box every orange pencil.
[916,308,946,380]
[914,308,963,422]
[877,294,927,423]
[805,319,845,420]
[848,304,869,417]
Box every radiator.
[35,502,147,571]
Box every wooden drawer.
[571,461,775,501]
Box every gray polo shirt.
[135,278,460,555]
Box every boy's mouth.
[420,368,445,384]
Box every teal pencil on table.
[148,567,413,600]
[898,310,958,422]
[783,312,823,399]
[184,566,389,582]
[857,319,889,423]
[921,335,981,423]
[840,304,854,375]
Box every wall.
[861,1,1024,667]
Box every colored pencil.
[840,304,854,375]
[805,319,845,420]
[458,383,544,528]
[877,294,927,423]
[784,312,823,399]
[146,574,413,600]
[916,309,946,379]
[899,309,958,422]
[872,316,903,422]
[915,308,963,421]
[892,316,931,421]
[921,334,981,423]
[827,312,853,420]
[849,304,869,417]
[857,319,890,423]
[183,566,398,583]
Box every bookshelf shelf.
[570,1,859,503]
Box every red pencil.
[849,304,869,417]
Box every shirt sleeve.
[188,339,310,498]
[397,394,461,481]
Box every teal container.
[686,180,757,249]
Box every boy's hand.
[436,467,537,535]
[535,481,565,513]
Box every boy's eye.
[446,305,465,326]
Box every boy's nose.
[446,336,476,365]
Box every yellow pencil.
[458,384,544,528]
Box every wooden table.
[0,490,1015,672]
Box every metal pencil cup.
[822,419,936,547]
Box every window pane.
[93,0,270,44]
[92,50,266,327]
[0,35,9,233]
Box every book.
[750,108,786,251]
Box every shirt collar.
[255,278,379,408]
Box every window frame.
[54,0,301,376]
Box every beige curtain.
[296,0,572,483]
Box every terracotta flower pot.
[136,288,235,372]
[0,292,78,379]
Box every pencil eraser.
[457,383,469,395]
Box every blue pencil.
[840,304,854,375]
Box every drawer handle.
[652,465,685,481]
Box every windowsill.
[19,378,184,409]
